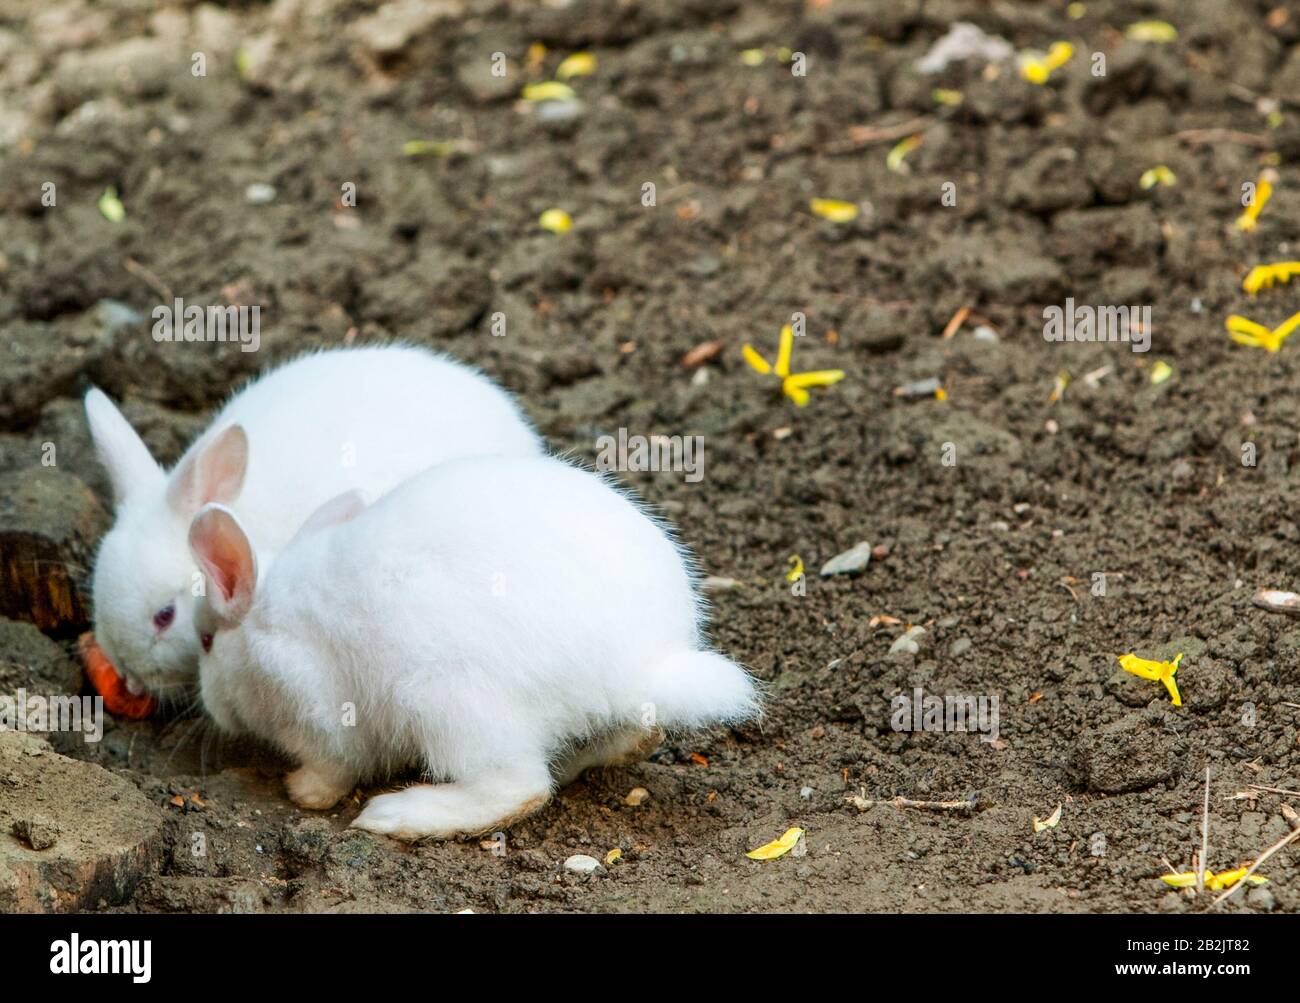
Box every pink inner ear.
[190,509,253,611]
[170,425,249,514]
[203,531,245,603]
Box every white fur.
[188,455,759,840]
[88,346,541,698]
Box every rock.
[624,787,649,807]
[1105,666,1157,707]
[281,818,332,866]
[820,541,872,577]
[244,183,277,205]
[456,54,517,103]
[352,0,464,60]
[0,468,108,632]
[0,618,81,695]
[563,853,602,875]
[889,625,926,656]
[11,815,59,850]
[1246,885,1277,911]
[950,637,972,657]
[1076,713,1174,794]
[0,730,164,912]
[915,22,1013,74]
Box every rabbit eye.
[201,633,213,653]
[153,604,176,632]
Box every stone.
[820,541,872,577]
[563,853,602,874]
[0,619,82,711]
[0,730,164,912]
[352,0,464,59]
[889,625,926,656]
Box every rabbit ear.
[291,490,365,544]
[168,424,249,517]
[188,504,257,625]
[84,387,163,506]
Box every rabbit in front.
[86,345,541,702]
[186,454,759,839]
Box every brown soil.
[2,0,1300,913]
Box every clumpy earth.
[2,0,1300,913]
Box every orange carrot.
[78,632,156,719]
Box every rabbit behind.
[87,345,541,701]
[187,455,759,840]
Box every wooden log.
[0,468,108,634]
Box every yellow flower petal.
[785,555,804,582]
[556,52,596,79]
[785,369,846,389]
[1162,867,1268,891]
[1242,262,1300,295]
[98,187,125,223]
[1033,804,1063,833]
[604,847,622,865]
[746,827,805,860]
[775,324,794,378]
[538,208,572,234]
[522,81,576,102]
[886,135,922,173]
[1226,315,1274,339]
[1020,59,1050,84]
[1236,179,1273,231]
[742,343,772,375]
[739,48,765,67]
[809,198,859,223]
[1150,360,1173,385]
[1118,653,1161,681]
[784,383,811,407]
[1272,310,1300,342]
[1126,20,1178,43]
[1045,41,1074,70]
[1207,867,1268,890]
[1140,166,1177,190]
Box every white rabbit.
[186,455,759,839]
[87,346,541,701]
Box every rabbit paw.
[286,764,353,810]
[352,775,550,841]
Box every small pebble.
[11,816,58,850]
[624,787,649,807]
[799,786,814,799]
[564,854,602,874]
[890,625,926,655]
[972,325,1000,342]
[950,637,972,657]
[245,183,277,204]
[820,541,872,576]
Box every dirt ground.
[2,0,1300,913]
